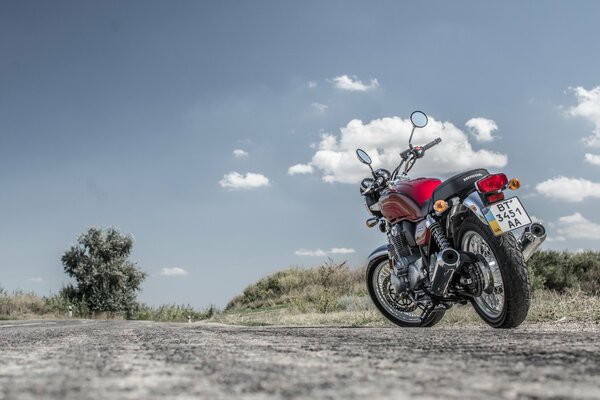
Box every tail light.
[486,193,505,203]
[476,173,508,193]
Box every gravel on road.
[0,320,599,400]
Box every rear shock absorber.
[426,215,461,297]
[427,215,450,250]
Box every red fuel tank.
[379,178,442,223]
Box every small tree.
[61,227,147,317]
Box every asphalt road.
[0,320,599,400]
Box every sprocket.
[460,262,485,297]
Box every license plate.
[483,197,532,236]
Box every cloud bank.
[160,267,189,276]
[331,75,379,92]
[585,153,600,166]
[568,86,600,148]
[465,117,498,142]
[295,247,356,256]
[233,149,248,158]
[536,176,600,202]
[556,213,600,240]
[311,102,328,113]
[219,172,270,190]
[300,115,507,184]
[288,163,314,175]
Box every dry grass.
[225,261,365,313]
[212,290,600,327]
[216,255,600,327]
[0,290,52,320]
[0,287,214,322]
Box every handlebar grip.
[423,137,442,151]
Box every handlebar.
[400,137,441,160]
[423,137,442,151]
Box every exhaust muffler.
[519,222,546,261]
[430,248,461,297]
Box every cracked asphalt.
[0,320,599,400]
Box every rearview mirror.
[410,111,428,128]
[356,149,372,165]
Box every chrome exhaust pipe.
[430,248,461,297]
[519,222,546,262]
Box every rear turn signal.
[476,173,508,193]
[508,178,521,190]
[434,200,448,213]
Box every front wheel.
[457,214,531,328]
[366,256,444,328]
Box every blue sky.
[2,1,600,307]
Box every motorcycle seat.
[423,169,490,213]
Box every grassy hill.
[213,251,600,326]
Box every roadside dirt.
[0,320,598,399]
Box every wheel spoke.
[462,231,505,319]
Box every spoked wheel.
[367,256,444,328]
[458,214,531,328]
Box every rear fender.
[446,191,488,245]
[462,191,488,225]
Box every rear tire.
[366,256,445,328]
[456,213,531,328]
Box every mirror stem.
[408,126,415,148]
[368,164,376,178]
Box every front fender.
[368,244,389,264]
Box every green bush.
[528,250,600,295]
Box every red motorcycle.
[357,111,546,328]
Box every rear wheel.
[457,214,530,328]
[366,256,444,328]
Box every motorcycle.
[357,111,546,328]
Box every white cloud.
[288,163,314,175]
[219,172,270,190]
[160,267,189,276]
[295,247,356,256]
[329,248,356,254]
[27,277,43,282]
[295,249,327,257]
[584,153,600,166]
[308,81,317,88]
[310,102,328,113]
[556,213,600,240]
[567,86,600,147]
[233,149,248,158]
[304,115,507,184]
[331,75,379,92]
[535,176,600,202]
[465,117,498,142]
